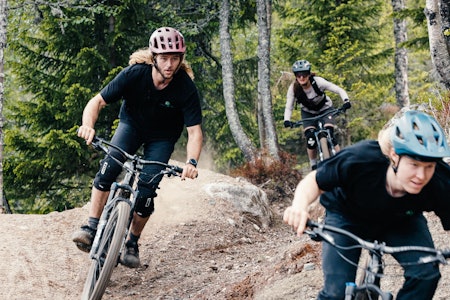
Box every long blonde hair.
[377,126,393,157]
[128,48,194,79]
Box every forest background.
[1,0,449,214]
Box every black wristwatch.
[186,158,198,168]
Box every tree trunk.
[219,0,257,163]
[425,0,450,89]
[392,0,410,107]
[0,0,6,213]
[256,0,279,160]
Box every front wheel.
[354,255,383,300]
[319,136,331,160]
[81,200,130,300]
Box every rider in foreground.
[283,110,450,299]
[283,60,351,170]
[73,27,203,268]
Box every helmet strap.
[392,165,398,174]
[153,54,183,82]
[300,77,310,88]
[391,156,401,174]
[153,55,168,81]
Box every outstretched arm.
[182,124,203,180]
[77,93,107,144]
[317,77,349,102]
[284,83,296,121]
[283,170,323,236]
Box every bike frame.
[89,145,141,259]
[82,137,182,300]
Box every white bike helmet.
[292,60,311,73]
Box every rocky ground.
[1,165,449,300]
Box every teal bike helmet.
[391,110,450,161]
[292,60,311,73]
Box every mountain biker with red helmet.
[73,27,203,268]
[283,110,450,299]
[284,59,351,170]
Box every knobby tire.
[354,255,382,300]
[81,201,130,300]
[319,136,331,160]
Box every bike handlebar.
[305,220,450,264]
[292,108,344,128]
[91,136,184,175]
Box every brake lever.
[304,229,323,242]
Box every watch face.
[189,159,197,167]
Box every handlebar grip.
[306,219,317,228]
[442,249,450,259]
[90,136,102,150]
[174,166,183,174]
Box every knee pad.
[325,126,338,146]
[93,156,123,191]
[134,188,158,218]
[304,128,317,149]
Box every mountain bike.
[292,108,344,162]
[305,220,450,300]
[80,136,183,300]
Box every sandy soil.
[1,166,449,300]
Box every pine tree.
[5,0,155,212]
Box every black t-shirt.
[100,63,202,139]
[316,140,450,230]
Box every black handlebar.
[306,220,450,262]
[292,108,344,128]
[91,136,183,175]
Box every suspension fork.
[89,181,136,258]
[314,121,329,161]
[315,121,337,158]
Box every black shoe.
[120,240,140,268]
[72,225,96,253]
[311,164,317,170]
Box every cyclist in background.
[72,27,203,268]
[283,60,351,170]
[283,110,450,300]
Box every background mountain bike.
[81,136,183,300]
[292,108,344,162]
[305,220,450,300]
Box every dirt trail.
[1,166,449,300]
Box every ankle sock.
[129,232,140,244]
[88,217,99,230]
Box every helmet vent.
[391,110,450,159]
[149,27,186,54]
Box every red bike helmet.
[149,27,186,54]
[391,110,450,161]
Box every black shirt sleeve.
[432,161,450,230]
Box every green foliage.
[185,4,263,171]
[4,0,262,212]
[3,0,447,213]
[4,0,156,213]
[272,0,393,159]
